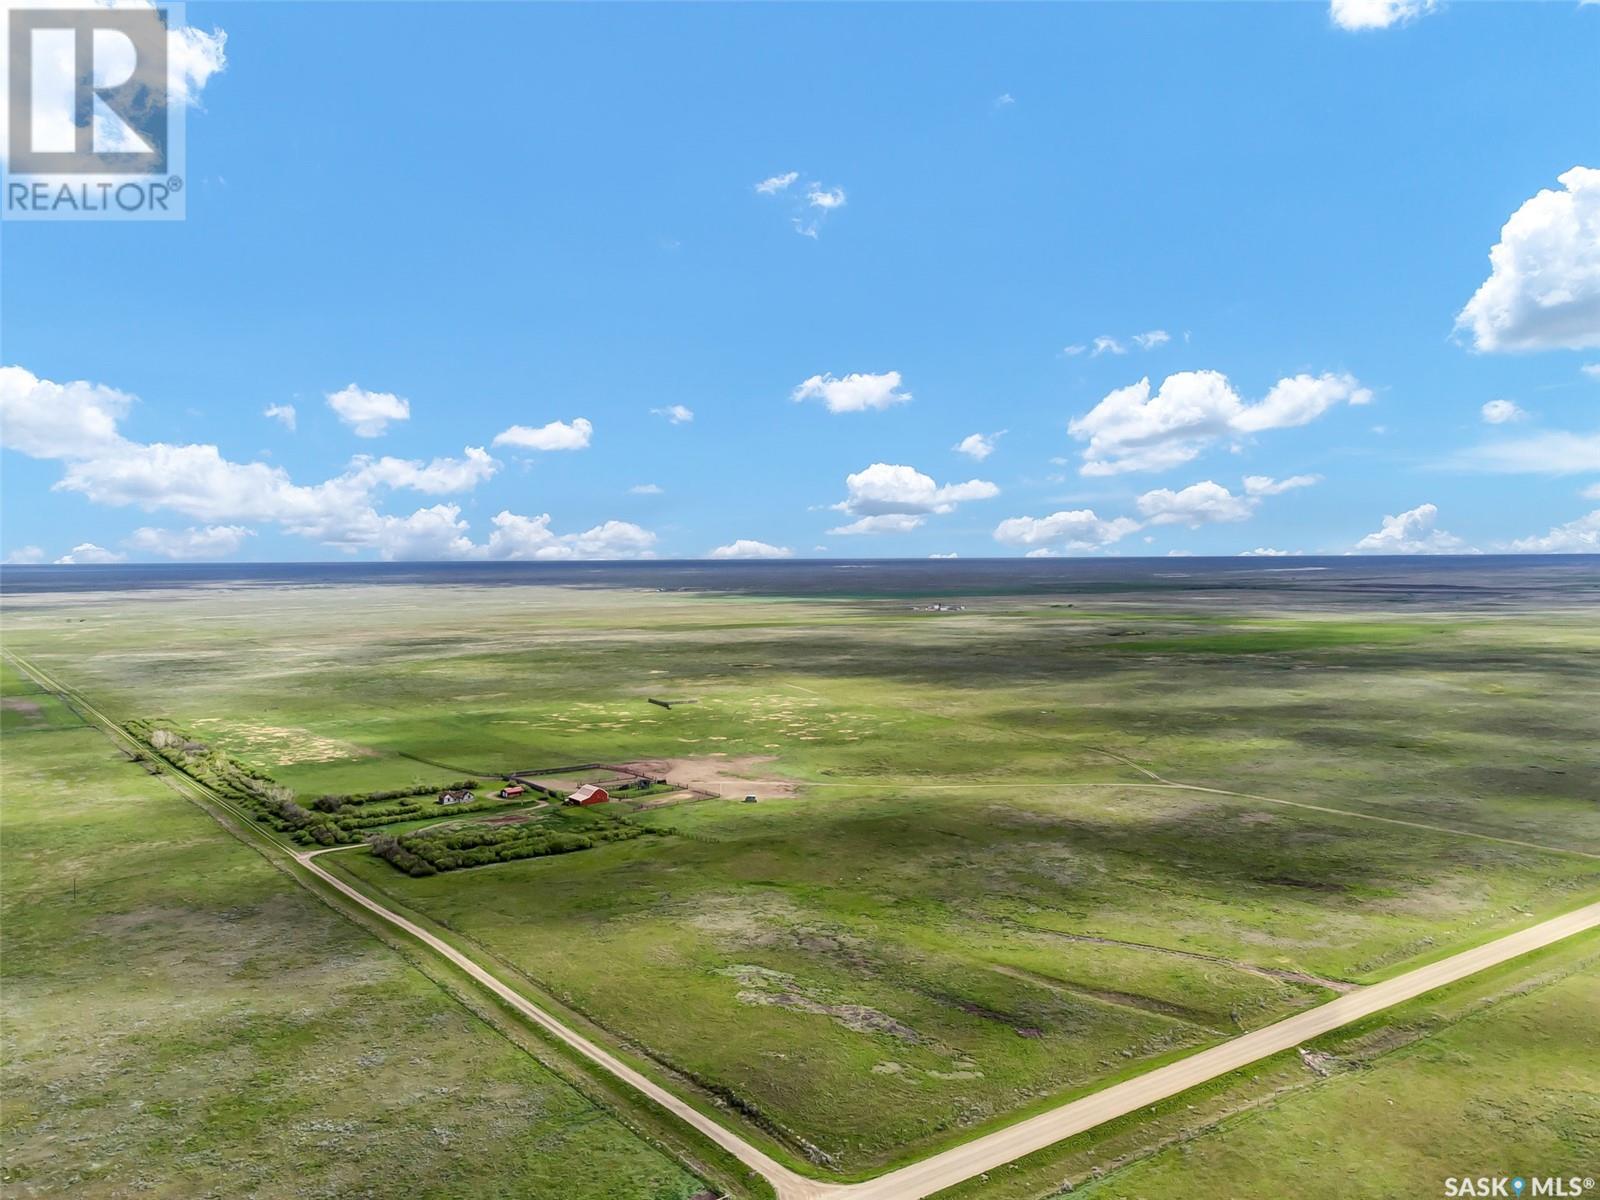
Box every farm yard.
[2,564,1598,1192]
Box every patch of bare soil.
[616,755,799,799]
[720,964,921,1043]
[1,698,42,716]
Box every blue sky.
[3,0,1598,563]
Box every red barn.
[498,784,526,799]
[566,784,610,806]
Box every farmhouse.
[438,789,474,805]
[566,784,609,806]
[498,784,526,799]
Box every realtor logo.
[4,4,186,219]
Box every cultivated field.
[3,565,1597,1190]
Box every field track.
[10,649,1599,1200]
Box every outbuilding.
[566,784,610,806]
[498,784,526,799]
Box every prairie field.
[3,562,1597,1185]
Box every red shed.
[498,784,526,799]
[566,784,610,806]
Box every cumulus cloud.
[792,371,911,413]
[652,404,694,424]
[1329,0,1437,30]
[807,185,846,210]
[3,546,46,565]
[954,431,1003,461]
[1510,509,1600,553]
[126,525,253,559]
[492,417,593,451]
[755,171,798,195]
[829,513,927,536]
[327,384,410,437]
[0,366,131,458]
[1480,399,1527,424]
[829,463,998,536]
[1455,167,1600,352]
[1354,503,1470,554]
[1239,547,1300,557]
[1136,481,1255,527]
[482,512,655,560]
[994,509,1141,553]
[3,367,652,562]
[54,542,125,565]
[342,448,498,494]
[263,403,296,431]
[709,539,792,559]
[1451,431,1600,474]
[1092,335,1126,357]
[1068,370,1371,475]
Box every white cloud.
[1455,167,1600,352]
[1582,364,1600,380]
[126,524,253,559]
[709,539,792,559]
[829,513,927,536]
[831,463,999,532]
[1480,399,1527,424]
[1509,509,1600,553]
[807,185,846,211]
[482,512,655,560]
[1239,547,1300,557]
[1583,482,1600,500]
[1131,330,1171,350]
[1242,473,1322,496]
[1329,0,1437,30]
[1092,335,1126,357]
[1451,431,1600,474]
[263,402,296,431]
[327,384,410,437]
[341,447,498,494]
[755,171,799,195]
[1231,373,1374,434]
[652,404,694,424]
[0,365,131,458]
[3,546,46,565]
[954,431,1003,461]
[630,483,664,495]
[1068,370,1371,475]
[929,552,959,558]
[54,542,125,565]
[1354,503,1470,554]
[492,417,593,451]
[993,93,1015,109]
[1136,481,1255,527]
[792,371,911,413]
[1061,345,1087,357]
[993,509,1141,552]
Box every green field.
[3,575,1597,1190]
[0,726,707,1199]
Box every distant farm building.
[566,784,610,806]
[438,789,475,806]
[498,784,526,799]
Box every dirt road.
[11,650,1598,1200]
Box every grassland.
[3,574,1597,1186]
[0,722,707,1199]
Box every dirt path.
[13,650,1598,1200]
[618,755,799,799]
